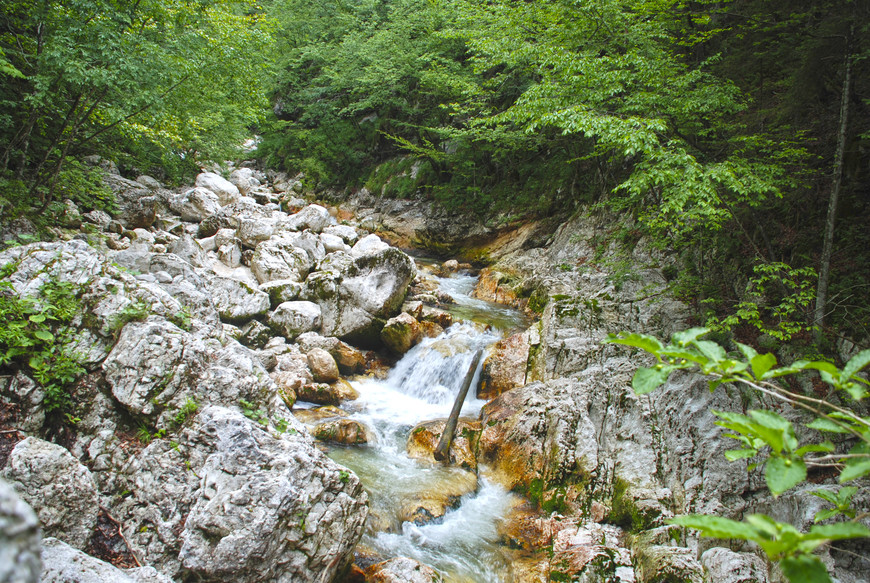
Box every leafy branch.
[606,328,870,582]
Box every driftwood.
[434,349,483,462]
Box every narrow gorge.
[1,160,866,583]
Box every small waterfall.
[323,266,527,582]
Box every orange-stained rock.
[292,405,350,425]
[478,332,529,400]
[365,557,441,583]
[312,418,374,445]
[307,347,340,383]
[396,469,477,526]
[406,418,480,473]
[380,312,421,354]
[472,267,522,308]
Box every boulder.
[311,419,373,445]
[293,406,350,425]
[397,469,477,526]
[112,407,367,582]
[365,557,442,583]
[269,301,322,339]
[295,333,366,374]
[307,348,340,383]
[260,279,303,307]
[478,332,530,400]
[170,188,221,222]
[406,419,480,473]
[195,172,241,206]
[320,233,348,254]
[380,312,421,354]
[700,548,769,583]
[634,545,704,583]
[237,216,275,248]
[207,275,271,323]
[238,320,273,349]
[250,237,310,284]
[166,235,206,268]
[1,437,99,549]
[136,175,162,190]
[349,233,390,257]
[229,168,256,195]
[282,204,333,233]
[322,224,359,245]
[0,478,41,583]
[102,174,161,229]
[295,383,341,406]
[41,538,174,583]
[309,247,416,346]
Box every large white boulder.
[195,172,241,206]
[2,438,99,550]
[171,188,221,222]
[0,478,41,583]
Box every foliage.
[606,328,870,581]
[705,262,818,342]
[0,275,86,412]
[0,0,274,215]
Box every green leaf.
[807,521,870,540]
[795,441,834,456]
[33,330,54,342]
[750,353,777,380]
[813,508,839,523]
[807,418,853,434]
[842,349,870,382]
[28,313,46,323]
[839,459,870,483]
[693,340,727,363]
[632,366,673,395]
[671,327,709,346]
[779,555,833,583]
[724,448,757,461]
[669,514,760,540]
[765,456,806,496]
[606,333,664,355]
[735,341,758,362]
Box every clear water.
[323,267,527,582]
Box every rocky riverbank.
[1,160,868,583]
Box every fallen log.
[434,348,484,462]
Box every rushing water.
[323,264,527,582]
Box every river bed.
[323,263,529,582]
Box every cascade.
[324,262,529,582]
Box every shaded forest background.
[1,0,869,352]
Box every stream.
[323,261,530,582]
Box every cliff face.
[460,210,869,583]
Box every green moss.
[607,477,659,532]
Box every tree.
[0,0,273,219]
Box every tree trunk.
[813,33,853,344]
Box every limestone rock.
[700,548,769,583]
[0,478,41,583]
[350,233,390,257]
[2,437,99,549]
[380,312,421,354]
[634,545,704,583]
[323,224,359,244]
[207,274,271,323]
[365,557,442,583]
[195,172,241,206]
[171,187,221,222]
[238,320,273,349]
[478,332,529,400]
[251,237,310,284]
[102,174,161,229]
[113,407,367,582]
[397,470,477,526]
[310,246,416,345]
[320,232,348,254]
[41,537,173,583]
[406,419,480,473]
[282,204,334,233]
[269,301,322,339]
[295,332,366,374]
[293,406,350,425]
[260,279,303,307]
[307,348,340,383]
[295,383,341,406]
[311,418,373,445]
[237,216,275,248]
